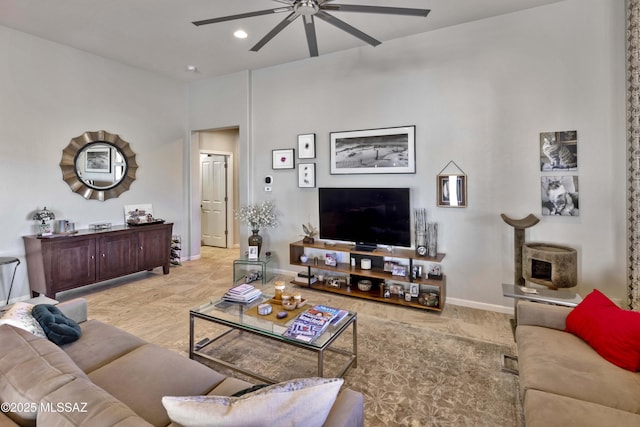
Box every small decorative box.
[257,303,272,316]
[90,222,112,230]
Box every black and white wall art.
[330,125,416,174]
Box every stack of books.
[282,304,348,343]
[222,284,262,303]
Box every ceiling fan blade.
[251,12,300,52]
[303,15,319,57]
[320,4,430,17]
[315,11,380,47]
[192,7,293,26]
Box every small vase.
[248,230,263,256]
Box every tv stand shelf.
[289,240,446,312]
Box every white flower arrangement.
[235,201,278,230]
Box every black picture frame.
[330,125,416,174]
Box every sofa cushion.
[566,289,640,371]
[32,304,82,345]
[0,302,45,338]
[88,344,226,427]
[162,377,343,427]
[517,324,640,414]
[37,378,152,427]
[61,320,146,373]
[524,389,640,427]
[0,325,88,427]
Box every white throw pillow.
[0,302,46,337]
[162,377,343,427]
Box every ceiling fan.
[192,0,430,57]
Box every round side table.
[0,257,20,305]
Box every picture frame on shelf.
[437,174,467,207]
[409,283,419,297]
[272,149,295,169]
[329,125,416,174]
[248,246,259,260]
[298,133,316,159]
[298,163,316,188]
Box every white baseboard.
[445,297,513,315]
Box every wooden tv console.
[289,240,446,312]
[23,222,173,298]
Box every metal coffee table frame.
[189,298,357,384]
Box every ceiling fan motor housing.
[295,0,320,17]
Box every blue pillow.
[32,304,82,345]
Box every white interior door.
[201,154,227,247]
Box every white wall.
[187,72,251,258]
[0,25,188,301]
[236,0,625,311]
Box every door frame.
[200,149,235,249]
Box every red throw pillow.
[566,289,640,371]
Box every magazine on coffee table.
[282,304,347,343]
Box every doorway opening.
[196,127,239,249]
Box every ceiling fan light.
[234,29,248,39]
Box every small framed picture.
[437,174,467,207]
[248,246,259,260]
[298,134,316,159]
[272,149,295,169]
[298,163,316,188]
[392,265,407,277]
[409,283,419,297]
[85,147,111,173]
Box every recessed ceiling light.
[234,29,248,39]
[186,65,198,72]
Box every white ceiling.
[0,0,565,81]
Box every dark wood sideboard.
[23,222,173,298]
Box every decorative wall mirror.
[437,160,467,208]
[60,130,137,201]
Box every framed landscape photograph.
[272,149,295,169]
[298,163,316,188]
[298,133,316,159]
[330,125,416,174]
[85,147,111,173]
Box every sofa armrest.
[516,300,572,331]
[57,298,88,324]
[323,388,364,427]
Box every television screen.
[318,187,411,249]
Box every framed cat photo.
[539,130,578,172]
[541,175,579,216]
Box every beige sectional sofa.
[516,301,640,426]
[0,298,364,427]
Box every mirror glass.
[74,142,127,190]
[60,130,137,201]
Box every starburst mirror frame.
[60,130,137,201]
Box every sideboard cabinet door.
[44,238,96,293]
[137,227,172,273]
[97,233,138,281]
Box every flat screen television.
[318,187,411,251]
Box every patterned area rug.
[194,313,522,426]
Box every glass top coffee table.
[189,296,357,384]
